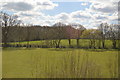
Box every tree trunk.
[98,40,101,49]
[93,40,96,49]
[112,40,116,49]
[68,39,71,47]
[102,40,105,49]
[3,35,7,47]
[76,39,79,48]
[27,40,29,48]
[56,39,61,48]
[89,40,92,48]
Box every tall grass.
[3,48,118,78]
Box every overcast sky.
[0,0,119,28]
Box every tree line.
[0,12,120,49]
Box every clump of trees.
[81,29,100,48]
[98,23,119,49]
[81,23,120,49]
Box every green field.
[9,39,119,49]
[3,48,118,78]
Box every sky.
[0,0,119,28]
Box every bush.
[41,45,49,48]
[69,46,74,48]
[60,46,66,48]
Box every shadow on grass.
[47,48,119,52]
[2,47,37,51]
[2,47,119,52]
[47,48,74,52]
[85,49,119,52]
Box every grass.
[9,39,119,49]
[2,48,118,78]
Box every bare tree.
[0,12,21,47]
[108,24,119,49]
[76,25,86,48]
[98,23,109,49]
[52,24,66,48]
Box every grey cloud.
[91,4,117,13]
[113,18,120,21]
[96,16,107,19]
[37,2,42,5]
[22,14,32,17]
[93,7,116,13]
[3,2,33,11]
[42,2,51,6]
[57,14,69,20]
[19,13,33,17]
[59,15,69,20]
[118,2,120,11]
[72,14,90,19]
[37,2,51,6]
[118,18,120,21]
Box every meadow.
[9,39,119,49]
[3,47,118,78]
[1,3,119,78]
